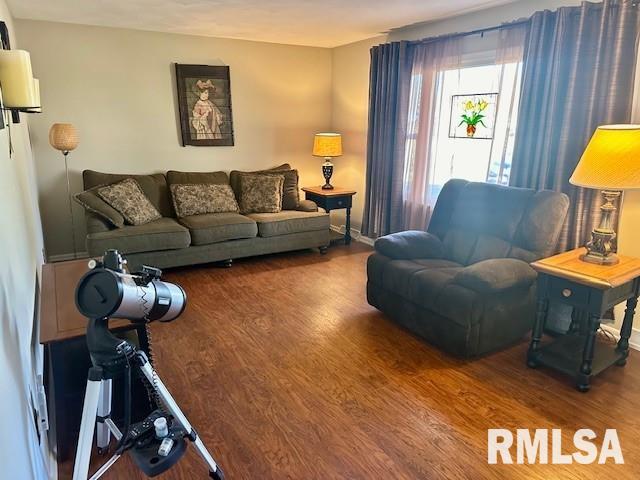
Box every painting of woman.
[191,79,223,140]
[175,64,234,146]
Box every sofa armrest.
[453,258,537,294]
[374,230,445,260]
[297,199,319,212]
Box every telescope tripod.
[72,349,224,480]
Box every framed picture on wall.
[175,64,235,146]
[448,93,498,139]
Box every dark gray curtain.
[361,42,413,238]
[509,0,639,252]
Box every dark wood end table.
[302,186,356,245]
[527,248,640,392]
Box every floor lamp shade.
[49,123,79,153]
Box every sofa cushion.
[170,184,239,217]
[238,174,285,214]
[178,213,257,245]
[166,170,229,186]
[86,217,190,255]
[74,186,125,228]
[83,170,172,217]
[97,178,162,225]
[247,210,329,237]
[230,164,300,210]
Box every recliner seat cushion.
[178,213,258,246]
[86,217,190,255]
[247,210,329,237]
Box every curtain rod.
[406,18,530,46]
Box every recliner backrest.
[427,179,569,265]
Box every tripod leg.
[73,367,104,480]
[96,379,112,454]
[137,356,224,478]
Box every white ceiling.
[8,0,519,48]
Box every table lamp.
[313,132,342,190]
[49,123,80,257]
[570,124,640,265]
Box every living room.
[2,0,640,478]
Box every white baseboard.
[47,251,89,263]
[600,325,640,351]
[330,224,374,246]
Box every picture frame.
[175,64,234,147]
[448,93,498,140]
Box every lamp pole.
[63,150,78,258]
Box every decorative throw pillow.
[239,174,284,214]
[97,178,162,225]
[230,165,299,210]
[170,183,239,217]
[74,187,125,228]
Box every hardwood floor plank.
[59,244,640,479]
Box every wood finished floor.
[61,243,640,479]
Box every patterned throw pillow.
[239,174,284,214]
[170,183,239,217]
[74,186,125,228]
[97,178,162,226]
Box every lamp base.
[579,190,621,266]
[322,159,334,190]
[580,251,619,265]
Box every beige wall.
[0,2,49,477]
[16,20,333,258]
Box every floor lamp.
[49,123,79,258]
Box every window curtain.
[509,0,639,252]
[362,24,529,237]
[360,42,413,237]
[401,36,464,231]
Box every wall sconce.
[0,49,41,113]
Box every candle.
[0,50,38,108]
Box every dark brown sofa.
[81,168,330,270]
[367,179,570,357]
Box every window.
[405,59,523,205]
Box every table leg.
[527,298,548,368]
[345,207,352,245]
[616,296,638,366]
[577,314,600,392]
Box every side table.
[527,248,640,392]
[302,186,356,245]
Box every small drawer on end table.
[547,277,591,306]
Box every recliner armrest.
[374,230,445,260]
[453,258,537,294]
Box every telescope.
[72,249,225,480]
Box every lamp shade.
[313,133,342,157]
[0,50,39,109]
[570,124,640,190]
[49,123,79,152]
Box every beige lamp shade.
[570,124,640,190]
[0,50,39,108]
[313,133,342,157]
[49,123,79,152]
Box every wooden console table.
[527,248,640,392]
[41,259,151,461]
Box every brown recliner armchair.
[367,179,569,357]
